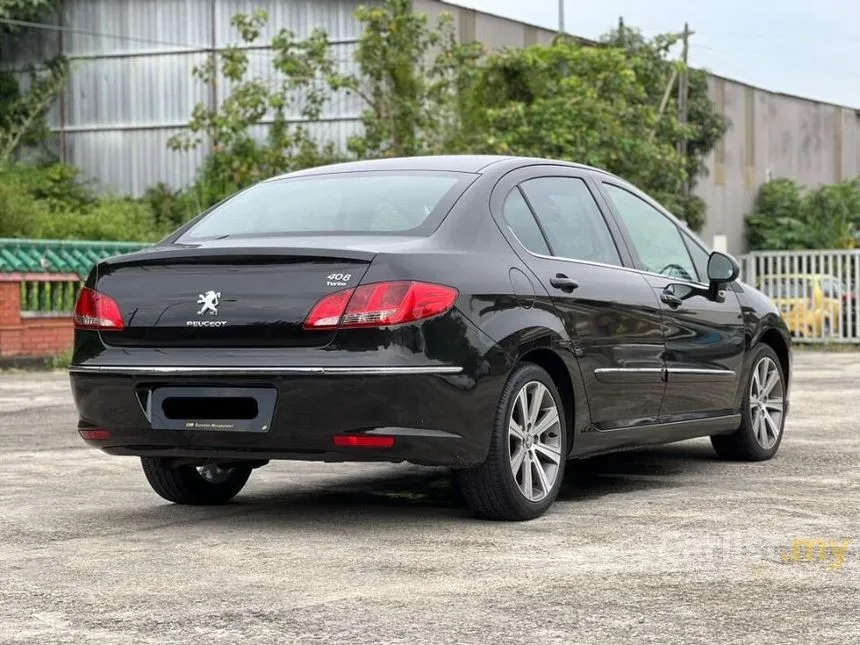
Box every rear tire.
[456,363,567,521]
[141,458,252,505]
[711,344,786,461]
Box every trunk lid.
[95,243,378,348]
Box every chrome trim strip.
[593,367,736,384]
[667,368,736,376]
[69,365,463,376]
[666,367,737,382]
[593,368,734,375]
[596,413,742,433]
[593,367,664,384]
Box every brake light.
[73,287,124,331]
[304,281,458,330]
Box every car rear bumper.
[69,365,501,467]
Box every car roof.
[267,155,619,180]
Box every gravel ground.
[0,352,857,644]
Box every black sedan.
[70,155,792,521]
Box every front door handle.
[550,274,579,293]
[661,290,683,308]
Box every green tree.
[345,0,484,158]
[457,39,690,223]
[599,26,729,230]
[746,177,860,250]
[0,0,69,161]
[168,9,343,206]
[169,1,729,233]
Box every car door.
[492,166,667,433]
[600,181,746,421]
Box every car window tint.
[502,188,550,255]
[519,177,621,266]
[603,184,696,281]
[819,277,844,298]
[180,172,466,240]
[682,232,710,282]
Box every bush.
[32,197,167,242]
[144,182,203,230]
[747,178,860,250]
[9,163,97,213]
[0,173,51,236]
[0,162,167,242]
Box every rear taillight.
[73,287,124,331]
[304,281,458,330]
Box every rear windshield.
[180,171,473,240]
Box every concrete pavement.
[0,353,857,644]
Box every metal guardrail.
[19,278,83,317]
[0,238,148,317]
[740,250,859,343]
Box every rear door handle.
[550,274,579,293]
[661,291,683,308]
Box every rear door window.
[519,177,622,266]
[502,189,550,255]
[180,172,473,240]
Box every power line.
[0,16,203,51]
[0,16,357,62]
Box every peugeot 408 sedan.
[70,156,791,521]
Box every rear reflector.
[74,288,125,331]
[333,435,395,448]
[304,281,458,330]
[79,428,111,440]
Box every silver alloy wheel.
[508,381,562,502]
[197,463,234,484]
[749,356,785,449]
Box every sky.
[446,0,860,109]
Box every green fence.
[0,238,148,315]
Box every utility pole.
[558,0,565,35]
[677,22,692,197]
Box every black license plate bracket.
[148,386,277,433]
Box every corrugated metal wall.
[6,0,365,194]
[5,0,859,254]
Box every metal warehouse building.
[5,0,860,254]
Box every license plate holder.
[148,386,277,433]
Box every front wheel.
[456,363,567,521]
[711,344,786,461]
[141,458,252,505]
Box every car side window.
[519,177,622,266]
[681,231,710,283]
[502,189,550,255]
[603,184,697,282]
[819,277,843,299]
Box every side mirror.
[707,251,739,285]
